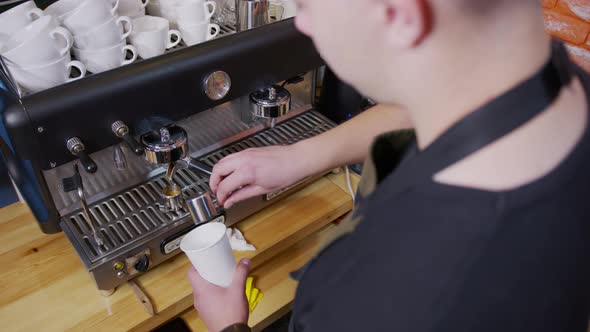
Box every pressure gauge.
[203,71,231,101]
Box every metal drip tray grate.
[61,111,335,263]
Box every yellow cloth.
[245,276,264,313]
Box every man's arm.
[210,104,413,208]
[292,104,413,176]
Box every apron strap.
[384,41,572,193]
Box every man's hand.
[210,145,309,209]
[187,259,251,332]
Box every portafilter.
[250,85,291,128]
[140,124,213,177]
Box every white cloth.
[226,228,256,252]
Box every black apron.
[290,41,574,332]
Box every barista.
[187,1,590,331]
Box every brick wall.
[543,0,590,72]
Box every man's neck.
[405,14,552,149]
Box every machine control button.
[116,271,126,279]
[113,261,124,270]
[134,255,150,273]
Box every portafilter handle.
[183,157,213,177]
[170,156,213,179]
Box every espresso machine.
[0,14,349,293]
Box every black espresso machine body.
[0,19,340,291]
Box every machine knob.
[134,255,150,273]
[111,121,144,156]
[66,137,98,174]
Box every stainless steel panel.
[61,110,335,265]
[43,77,311,215]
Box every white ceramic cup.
[74,16,133,50]
[157,0,182,28]
[118,0,150,17]
[129,16,180,59]
[0,16,73,66]
[62,0,121,35]
[175,0,216,24]
[6,53,86,93]
[73,41,137,73]
[0,0,45,36]
[180,222,236,287]
[0,33,8,50]
[146,1,163,17]
[44,0,85,22]
[179,21,219,46]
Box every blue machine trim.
[0,152,18,207]
[0,81,50,222]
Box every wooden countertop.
[0,172,358,332]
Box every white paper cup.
[180,222,236,287]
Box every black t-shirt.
[290,65,590,331]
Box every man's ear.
[382,0,432,49]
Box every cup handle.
[117,16,133,39]
[207,24,220,41]
[204,1,216,21]
[122,45,138,65]
[50,26,73,57]
[167,29,181,49]
[66,61,87,82]
[26,8,44,21]
[110,0,120,16]
[142,0,150,9]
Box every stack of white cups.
[145,0,220,46]
[129,15,181,59]
[146,0,180,28]
[45,0,138,74]
[0,0,44,47]
[175,0,220,46]
[118,0,150,19]
[0,1,85,94]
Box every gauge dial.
[204,71,231,101]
